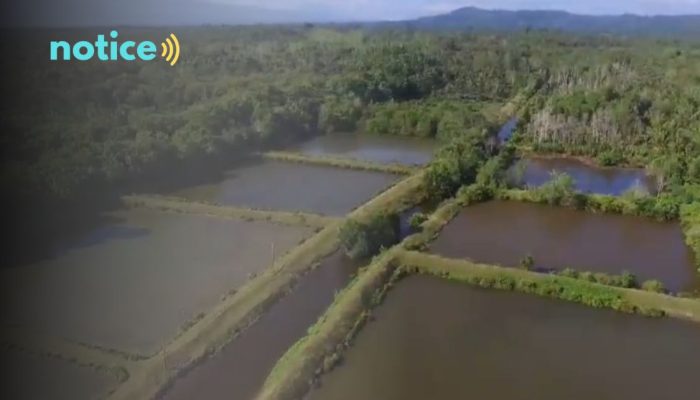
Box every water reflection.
[497,118,518,143]
[171,160,398,216]
[292,134,436,166]
[514,156,656,196]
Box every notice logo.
[50,30,181,66]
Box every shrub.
[508,159,528,188]
[559,268,579,279]
[408,212,427,229]
[641,280,667,294]
[536,171,575,205]
[680,202,700,271]
[556,269,637,289]
[570,193,589,210]
[520,254,535,270]
[597,150,624,166]
[590,195,624,214]
[476,158,506,188]
[457,184,494,205]
[424,135,488,200]
[651,194,681,221]
[619,271,638,289]
[339,213,399,260]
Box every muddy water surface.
[430,201,698,293]
[162,252,360,400]
[517,156,656,195]
[0,209,313,354]
[171,160,398,216]
[0,348,118,400]
[309,275,700,400]
[292,134,436,166]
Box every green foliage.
[408,212,427,229]
[558,269,639,289]
[597,150,624,166]
[446,270,661,317]
[549,90,607,119]
[499,186,681,221]
[520,255,535,270]
[457,184,495,205]
[344,44,447,102]
[339,213,400,260]
[319,95,363,133]
[424,135,489,200]
[364,100,498,139]
[5,26,700,211]
[535,172,576,206]
[680,202,700,271]
[476,158,507,188]
[641,280,667,294]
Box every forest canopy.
[1,27,699,203]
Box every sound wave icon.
[160,33,180,66]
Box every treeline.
[2,26,700,205]
[517,62,700,190]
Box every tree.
[339,213,400,260]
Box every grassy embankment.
[399,251,700,320]
[499,187,673,217]
[122,194,339,228]
[262,151,419,175]
[107,172,425,400]
[681,202,700,272]
[258,249,400,400]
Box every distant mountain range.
[377,7,700,38]
[3,2,700,38]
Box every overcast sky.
[3,0,700,26]
[222,0,700,20]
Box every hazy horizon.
[2,0,699,27]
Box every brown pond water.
[430,201,698,293]
[0,209,313,354]
[161,252,360,400]
[291,134,436,166]
[517,156,656,195]
[171,160,398,216]
[0,348,118,400]
[309,275,700,400]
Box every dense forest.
[1,26,699,207]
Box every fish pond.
[162,252,360,400]
[430,201,698,293]
[0,208,313,354]
[171,160,399,216]
[515,156,656,195]
[309,275,700,400]
[291,134,436,166]
[0,348,119,400]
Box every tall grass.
[122,194,338,228]
[680,202,700,271]
[263,151,418,175]
[497,188,680,221]
[402,259,664,317]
